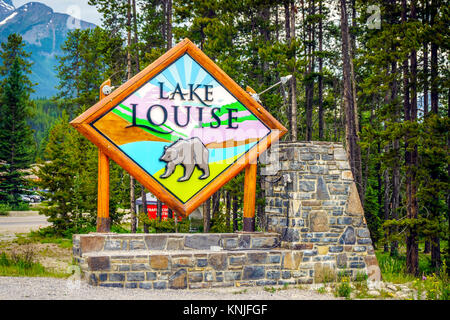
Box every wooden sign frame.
[71,38,287,218]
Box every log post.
[97,79,111,232]
[243,163,257,232]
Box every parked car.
[20,195,32,202]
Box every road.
[0,211,50,240]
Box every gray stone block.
[300,181,316,192]
[357,238,372,244]
[266,270,281,280]
[132,263,149,271]
[229,255,246,266]
[339,226,356,244]
[87,256,110,272]
[130,240,145,250]
[146,272,157,281]
[225,271,242,281]
[269,254,281,264]
[104,240,121,250]
[153,281,167,289]
[169,269,187,289]
[357,229,370,238]
[349,262,365,269]
[184,234,220,249]
[136,282,150,289]
[197,258,208,268]
[338,217,353,225]
[247,252,268,264]
[300,153,315,161]
[209,253,228,270]
[127,272,145,281]
[118,265,130,272]
[144,235,167,250]
[316,176,330,200]
[189,272,204,283]
[100,283,123,288]
[243,266,265,280]
[329,246,344,253]
[109,273,125,282]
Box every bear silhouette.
[159,137,210,182]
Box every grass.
[263,283,290,294]
[233,289,248,294]
[0,251,67,278]
[0,203,11,216]
[376,245,450,300]
[14,231,73,249]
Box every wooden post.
[97,80,111,232]
[243,163,257,232]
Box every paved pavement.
[0,276,340,300]
[0,212,50,240]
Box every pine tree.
[0,56,34,207]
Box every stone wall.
[73,233,310,289]
[263,141,381,282]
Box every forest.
[0,0,448,282]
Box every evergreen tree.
[0,57,34,207]
[0,33,34,93]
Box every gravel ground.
[0,276,341,300]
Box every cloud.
[12,0,101,25]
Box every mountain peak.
[0,0,14,20]
[0,1,96,97]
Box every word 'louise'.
[126,82,239,134]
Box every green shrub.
[335,276,352,299]
[12,202,30,211]
[0,250,66,278]
[411,262,450,300]
[0,203,11,215]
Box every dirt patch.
[0,240,72,274]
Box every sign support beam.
[243,163,257,232]
[97,79,111,232]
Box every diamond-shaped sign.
[71,39,287,217]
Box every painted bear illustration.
[159,137,210,182]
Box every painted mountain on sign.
[92,53,271,203]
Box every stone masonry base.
[73,141,381,289]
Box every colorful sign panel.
[71,39,287,217]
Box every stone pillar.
[263,141,381,282]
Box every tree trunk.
[132,0,139,72]
[203,197,211,232]
[430,0,438,114]
[226,191,231,231]
[391,59,400,256]
[141,188,148,233]
[340,0,363,198]
[127,0,136,233]
[290,0,297,141]
[404,0,419,276]
[318,0,324,140]
[232,195,238,232]
[157,199,162,222]
[423,0,429,115]
[166,0,172,50]
[383,167,390,253]
[305,0,314,141]
[424,240,431,253]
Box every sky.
[12,0,102,25]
